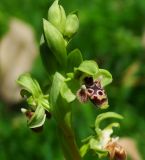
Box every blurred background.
[0,0,145,159]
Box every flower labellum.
[77,76,108,108]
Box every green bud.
[48,0,66,33]
[43,19,67,67]
[64,12,79,38]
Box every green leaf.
[74,60,99,79]
[43,19,67,67]
[60,82,76,103]
[67,49,83,72]
[28,106,46,128]
[17,73,42,97]
[95,69,112,87]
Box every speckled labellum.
[77,77,108,108]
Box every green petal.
[95,69,112,87]
[95,112,123,132]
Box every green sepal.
[67,49,83,72]
[43,19,67,67]
[17,73,42,98]
[28,106,46,128]
[95,69,112,87]
[48,0,66,33]
[74,60,99,80]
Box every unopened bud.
[48,0,66,33]
[43,19,67,67]
[64,12,79,38]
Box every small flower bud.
[48,0,66,33]
[64,12,79,38]
[43,19,67,67]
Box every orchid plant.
[17,1,126,159]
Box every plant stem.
[58,118,82,160]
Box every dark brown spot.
[84,77,93,87]
[97,90,103,96]
[87,88,94,94]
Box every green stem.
[58,121,82,160]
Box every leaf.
[60,82,76,103]
[28,106,46,128]
[67,49,83,72]
[74,60,99,79]
[17,73,42,97]
[95,69,112,87]
[43,19,67,67]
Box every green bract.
[50,72,76,109]
[43,19,67,67]
[17,73,50,129]
[67,49,83,72]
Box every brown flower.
[105,139,127,160]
